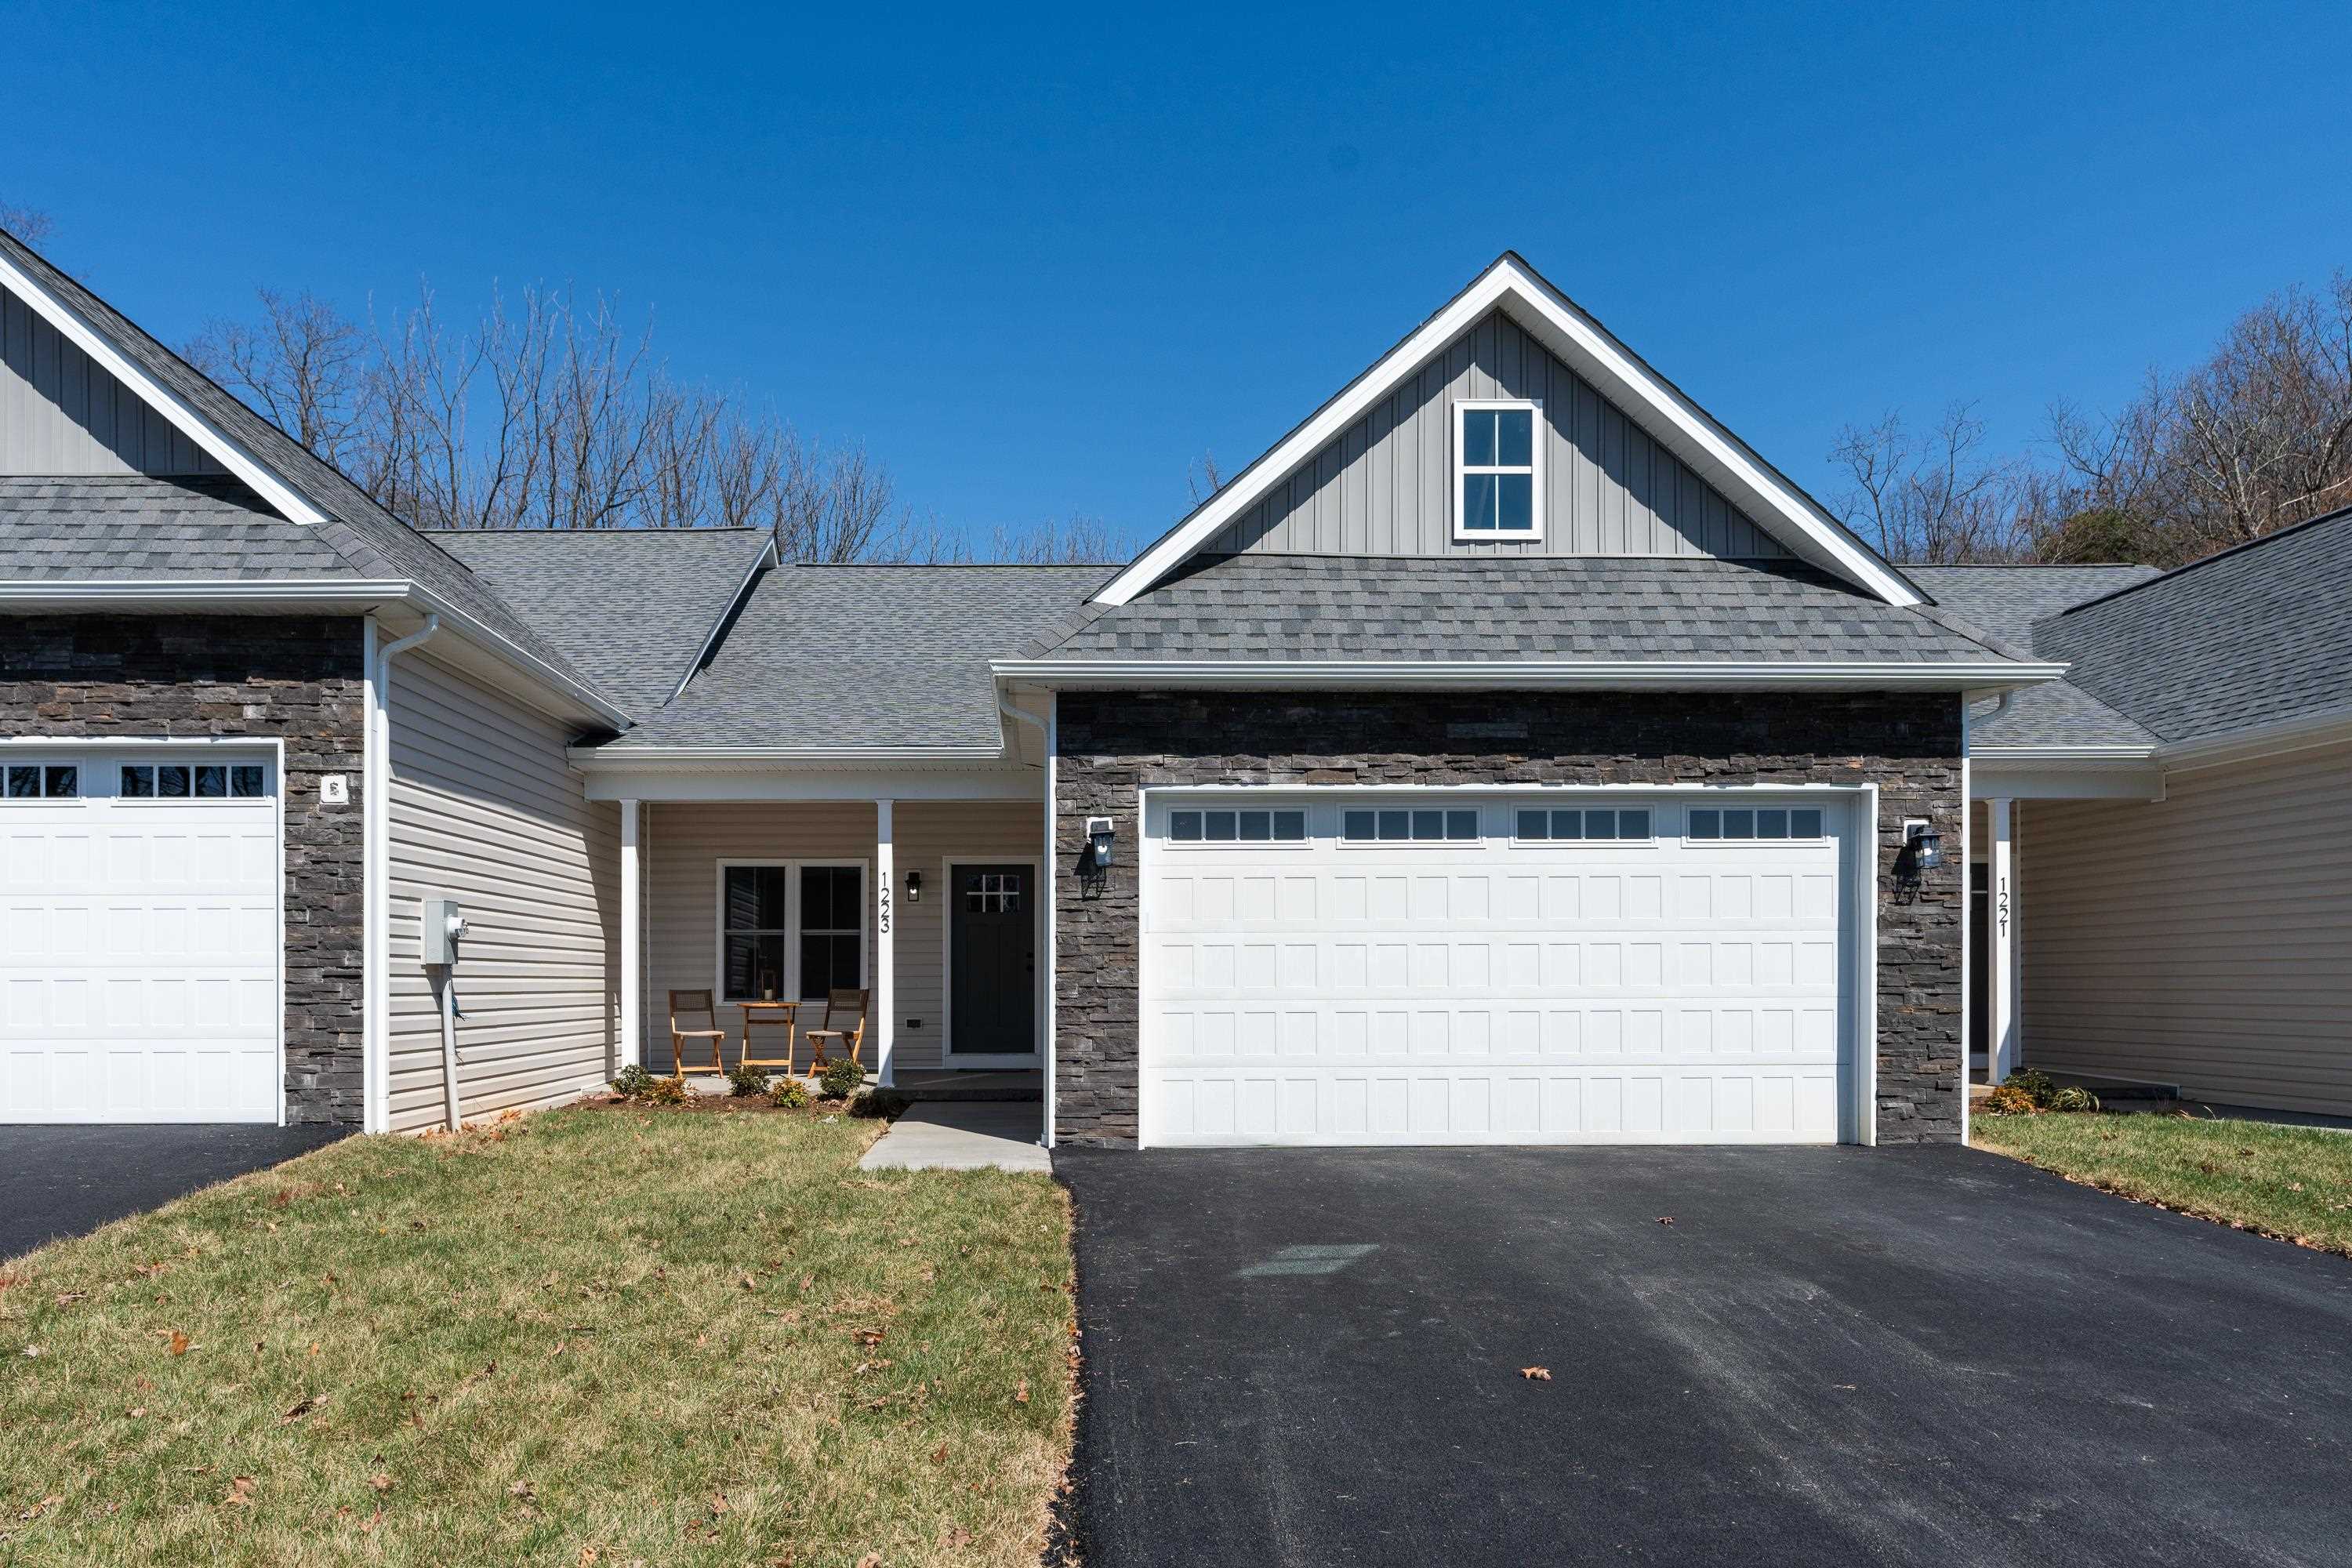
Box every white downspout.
[367,613,439,1134]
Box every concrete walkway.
[858,1102,1051,1172]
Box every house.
[33,220,2286,1149]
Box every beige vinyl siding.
[641,799,1041,1074]
[2021,739,2352,1116]
[388,654,619,1131]
[1207,307,1787,560]
[1,285,225,476]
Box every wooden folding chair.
[804,987,869,1069]
[668,989,728,1077]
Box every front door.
[949,864,1036,1058]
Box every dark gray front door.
[949,864,1036,1056]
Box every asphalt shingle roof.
[0,475,355,578]
[1033,554,2027,664]
[1905,565,2161,749]
[602,563,1113,752]
[0,225,614,713]
[428,528,773,718]
[2033,508,2352,742]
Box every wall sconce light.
[1076,816,1116,898]
[905,869,922,903]
[1896,820,1943,895]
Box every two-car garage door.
[1140,790,1867,1147]
[1,748,281,1123]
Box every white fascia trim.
[0,248,328,528]
[1966,745,2161,764]
[1093,257,1919,609]
[566,743,1010,768]
[0,579,408,608]
[2157,705,2352,772]
[668,537,779,704]
[991,658,2068,690]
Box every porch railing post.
[876,797,895,1087]
[619,798,641,1073]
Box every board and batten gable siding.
[1,285,227,476]
[1207,308,1788,560]
[387,653,620,1131]
[641,799,1042,1075]
[2020,739,2352,1116]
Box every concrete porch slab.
[858,1102,1051,1173]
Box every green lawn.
[1974,1110,2352,1257]
[0,1105,1073,1566]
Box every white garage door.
[1,749,281,1123]
[1140,791,1867,1147]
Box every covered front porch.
[593,771,1053,1132]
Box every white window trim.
[1454,397,1544,543]
[940,855,1045,1068]
[712,858,870,1005]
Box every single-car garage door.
[1,748,281,1123]
[1139,790,1868,1147]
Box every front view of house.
[38,223,2296,1150]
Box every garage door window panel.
[1168,808,1306,846]
[1515,808,1653,843]
[4,764,78,800]
[119,763,269,801]
[1341,808,1479,844]
[1688,807,1824,840]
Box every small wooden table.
[739,1000,803,1076]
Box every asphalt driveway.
[0,1124,346,1259]
[1058,1144,2352,1567]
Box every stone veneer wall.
[0,615,368,1123]
[1051,690,1965,1148]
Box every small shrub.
[1981,1083,2038,1116]
[818,1056,867,1100]
[613,1064,688,1105]
[769,1077,811,1110]
[2048,1084,2102,1113]
[728,1062,771,1098]
[2009,1069,2060,1109]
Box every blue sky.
[9,1,2351,549]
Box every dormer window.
[1454,399,1542,539]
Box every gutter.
[565,742,1015,769]
[988,658,2071,691]
[365,615,440,1134]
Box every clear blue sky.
[9,1,2350,548]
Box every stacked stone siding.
[1052,690,1965,1149]
[0,615,367,1123]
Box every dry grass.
[0,1106,1073,1566]
[1974,1110,2352,1256]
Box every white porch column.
[1989,797,2017,1083]
[875,798,895,1087]
[619,798,641,1072]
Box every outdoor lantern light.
[1077,816,1117,897]
[905,869,922,903]
[1896,822,1944,891]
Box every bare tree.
[1830,404,2031,563]
[0,200,54,248]
[188,291,375,471]
[1186,451,1226,507]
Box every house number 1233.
[878,886,892,935]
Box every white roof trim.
[568,743,1012,769]
[1094,255,1919,610]
[0,579,407,608]
[991,657,2063,691]
[0,249,329,528]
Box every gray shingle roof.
[601,563,1113,752]
[2032,508,2352,742]
[0,475,356,578]
[1906,565,2161,749]
[1033,554,2027,664]
[0,225,614,713]
[429,528,774,718]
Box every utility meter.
[421,897,468,967]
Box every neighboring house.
[1918,516,2352,1117]
[8,225,2114,1147]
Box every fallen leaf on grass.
[855,1555,880,1568]
[281,1392,328,1425]
[1014,1379,1030,1404]
[53,1291,86,1307]
[940,1525,974,1548]
[508,1479,535,1501]
[1520,1366,1552,1381]
[710,1492,730,1515]
[368,1472,393,1493]
[223,1475,257,1507]
[17,1495,64,1522]
[930,1443,948,1465]
[165,1330,191,1356]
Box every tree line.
[1833,272,2352,565]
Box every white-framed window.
[1687,806,1825,841]
[2,761,80,800]
[118,761,269,800]
[1454,399,1542,539]
[1167,807,1307,845]
[718,859,867,1003]
[1514,806,1653,843]
[1341,807,1481,844]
